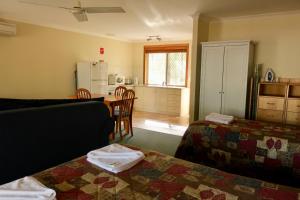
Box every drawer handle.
[267,102,275,105]
[297,105,300,108]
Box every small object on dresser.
[264,68,275,82]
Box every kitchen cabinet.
[134,86,186,116]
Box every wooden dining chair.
[76,88,91,99]
[114,89,135,140]
[125,90,135,137]
[114,85,127,114]
[114,86,127,97]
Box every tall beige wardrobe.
[198,41,254,119]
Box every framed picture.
[264,68,275,82]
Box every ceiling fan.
[19,0,126,22]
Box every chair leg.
[124,119,129,134]
[118,118,123,140]
[115,120,118,133]
[129,116,133,136]
[111,121,115,141]
[110,132,115,141]
[114,120,118,140]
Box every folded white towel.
[205,113,234,124]
[0,176,56,200]
[87,144,145,173]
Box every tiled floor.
[132,111,189,136]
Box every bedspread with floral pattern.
[33,146,300,200]
[175,119,300,187]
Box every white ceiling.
[1,0,300,42]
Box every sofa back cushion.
[0,101,113,184]
[0,97,104,111]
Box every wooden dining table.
[69,94,124,116]
[69,94,137,139]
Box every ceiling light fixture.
[146,35,162,42]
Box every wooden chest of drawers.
[287,99,300,112]
[257,109,283,123]
[286,99,300,125]
[257,93,285,123]
[256,82,300,125]
[286,112,300,125]
[258,97,285,110]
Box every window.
[144,44,188,87]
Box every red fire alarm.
[99,47,104,55]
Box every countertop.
[134,84,187,89]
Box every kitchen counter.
[134,84,187,89]
[134,85,190,117]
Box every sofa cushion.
[0,101,113,184]
[0,97,104,111]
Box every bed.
[33,146,300,200]
[175,119,300,187]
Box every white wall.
[0,20,133,98]
[209,13,300,78]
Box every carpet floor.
[114,127,183,156]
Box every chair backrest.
[115,86,127,97]
[121,89,135,117]
[76,88,91,99]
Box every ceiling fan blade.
[72,11,88,22]
[19,0,74,10]
[84,7,125,13]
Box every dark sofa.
[0,100,114,185]
[0,97,104,111]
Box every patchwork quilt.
[175,119,300,187]
[33,146,300,200]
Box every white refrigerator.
[76,62,108,94]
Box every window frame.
[143,44,189,87]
